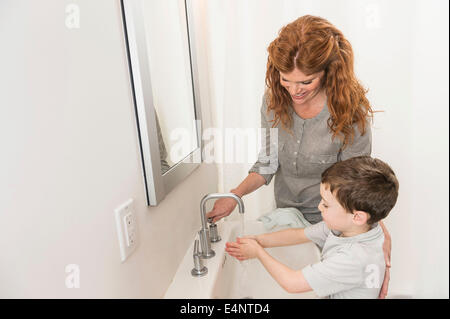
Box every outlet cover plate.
[114,198,138,262]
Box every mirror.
[121,0,202,206]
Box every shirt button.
[297,140,300,144]
[294,151,298,155]
[293,162,296,165]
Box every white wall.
[203,0,449,298]
[0,0,217,298]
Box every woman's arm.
[378,220,392,299]
[231,172,266,198]
[379,220,391,266]
[206,173,266,222]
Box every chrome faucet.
[198,193,245,259]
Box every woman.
[206,15,391,298]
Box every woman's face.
[279,68,324,107]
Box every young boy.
[225,156,399,298]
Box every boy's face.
[318,183,354,231]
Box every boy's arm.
[256,245,312,294]
[255,228,311,248]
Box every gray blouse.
[249,94,372,224]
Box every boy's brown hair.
[321,156,399,225]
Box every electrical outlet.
[114,199,139,262]
[123,212,136,247]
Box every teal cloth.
[257,207,312,231]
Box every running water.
[239,213,245,238]
[235,258,250,298]
[235,213,252,298]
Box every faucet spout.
[198,193,245,259]
[200,193,244,229]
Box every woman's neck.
[292,90,327,119]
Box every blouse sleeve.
[339,120,372,161]
[248,94,279,185]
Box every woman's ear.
[352,210,369,226]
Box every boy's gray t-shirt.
[303,221,385,299]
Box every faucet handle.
[193,239,200,256]
[208,219,221,243]
[191,239,207,277]
[199,229,215,258]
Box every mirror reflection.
[142,0,198,174]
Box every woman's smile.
[292,91,308,101]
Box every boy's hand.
[225,237,262,261]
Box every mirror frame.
[121,0,203,206]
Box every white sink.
[164,220,320,299]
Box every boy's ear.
[352,210,369,226]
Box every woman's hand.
[205,197,238,223]
[379,222,392,299]
[225,237,262,261]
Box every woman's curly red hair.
[266,15,374,149]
